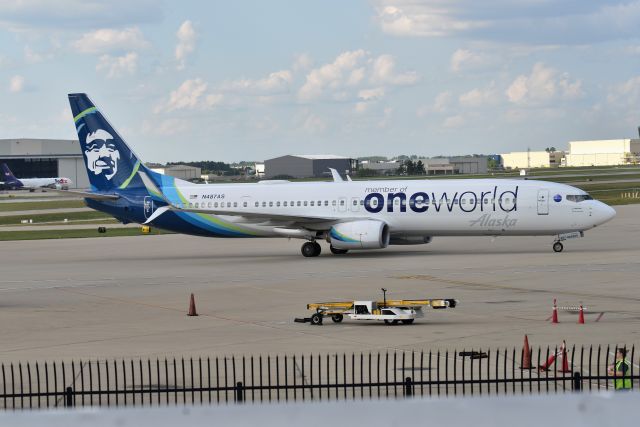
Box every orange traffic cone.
[187,293,198,316]
[539,352,556,371]
[551,299,559,324]
[521,335,533,370]
[578,305,585,324]
[559,341,571,372]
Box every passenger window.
[277,201,281,207]
[243,202,247,207]
[189,203,193,208]
[255,202,259,207]
[208,202,212,208]
[283,201,288,207]
[269,201,273,207]
[291,201,294,206]
[304,201,308,206]
[340,200,345,206]
[360,200,364,205]
[332,200,337,206]
[262,202,266,207]
[325,201,329,206]
[310,201,314,206]
[353,200,357,206]
[195,202,199,208]
[214,202,218,208]
[233,202,237,208]
[297,201,301,206]
[317,200,321,206]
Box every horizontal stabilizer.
[43,188,120,200]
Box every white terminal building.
[501,151,564,169]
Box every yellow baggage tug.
[297,288,457,326]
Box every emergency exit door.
[537,190,549,215]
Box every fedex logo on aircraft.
[363,186,519,214]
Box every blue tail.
[1,163,23,188]
[69,93,146,192]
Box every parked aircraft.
[0,163,72,191]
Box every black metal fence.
[0,345,637,409]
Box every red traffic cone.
[521,335,532,370]
[187,293,198,316]
[578,305,585,324]
[559,341,571,372]
[551,299,559,324]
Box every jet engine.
[329,220,390,250]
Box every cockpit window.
[566,194,593,202]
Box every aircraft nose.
[595,202,616,225]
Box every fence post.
[235,381,244,403]
[65,386,73,408]
[404,377,413,398]
[572,372,582,392]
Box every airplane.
[66,93,616,257]
[1,163,72,191]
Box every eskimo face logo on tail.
[84,129,120,180]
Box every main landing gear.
[552,241,564,253]
[301,241,350,257]
[301,241,322,257]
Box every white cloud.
[293,53,313,72]
[96,52,138,78]
[506,63,583,105]
[375,4,488,37]
[9,75,25,93]
[443,114,465,128]
[459,83,499,107]
[300,112,327,134]
[72,27,149,54]
[608,76,640,106]
[298,50,368,101]
[450,49,487,72]
[155,78,223,113]
[175,20,196,70]
[358,87,385,101]
[221,70,293,94]
[374,1,640,45]
[24,45,54,64]
[370,54,418,85]
[141,118,190,137]
[298,50,417,102]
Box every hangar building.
[564,139,640,166]
[0,138,89,188]
[501,151,564,169]
[265,155,356,179]
[149,164,202,180]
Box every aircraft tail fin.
[68,93,147,192]
[1,163,23,188]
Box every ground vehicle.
[297,290,457,325]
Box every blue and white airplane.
[67,93,615,257]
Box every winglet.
[329,168,344,182]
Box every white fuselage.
[159,178,616,238]
[18,177,72,189]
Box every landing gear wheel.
[330,246,349,255]
[310,313,323,325]
[553,242,564,253]
[301,241,321,257]
[401,319,414,325]
[331,314,344,323]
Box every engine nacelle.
[329,220,390,250]
[389,235,433,245]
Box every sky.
[1,0,639,163]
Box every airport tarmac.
[0,205,638,363]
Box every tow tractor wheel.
[401,319,414,325]
[301,241,321,257]
[310,313,323,325]
[552,242,564,253]
[330,245,349,255]
[331,314,344,323]
[384,319,400,325]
